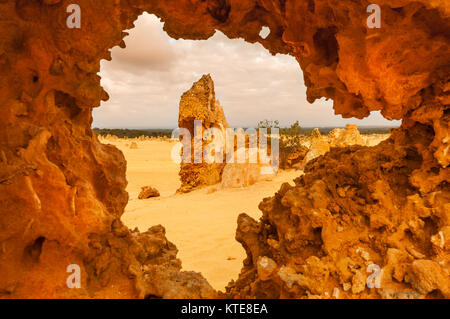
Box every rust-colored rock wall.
[226,125,449,298]
[0,0,217,298]
[0,0,448,298]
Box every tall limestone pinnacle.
[179,74,229,130]
[177,74,229,193]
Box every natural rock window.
[0,1,448,299]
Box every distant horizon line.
[93,125,400,130]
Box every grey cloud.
[94,13,400,129]
[106,14,177,74]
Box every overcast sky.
[93,13,399,129]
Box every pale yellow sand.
[102,138,300,291]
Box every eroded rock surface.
[280,145,309,169]
[0,0,448,299]
[328,124,366,148]
[300,128,331,168]
[177,74,229,193]
[138,186,160,199]
[225,123,449,299]
[284,125,391,170]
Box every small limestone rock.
[337,187,346,198]
[406,260,449,297]
[328,124,366,147]
[129,142,138,149]
[267,239,280,249]
[257,256,277,281]
[360,249,370,261]
[281,145,308,169]
[431,227,449,250]
[301,129,330,168]
[406,246,426,259]
[343,282,351,291]
[351,271,366,294]
[332,287,340,299]
[278,266,305,289]
[138,186,160,199]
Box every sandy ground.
[103,138,300,291]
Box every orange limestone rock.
[328,124,366,148]
[301,129,331,168]
[280,145,309,169]
[0,0,448,299]
[129,141,138,149]
[177,74,229,193]
[226,123,450,298]
[138,186,160,199]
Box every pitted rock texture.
[138,186,160,199]
[0,0,448,299]
[225,125,449,299]
[328,124,365,148]
[301,128,331,169]
[177,74,229,193]
[280,145,309,169]
[299,125,375,169]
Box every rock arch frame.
[0,0,448,298]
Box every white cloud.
[93,13,400,129]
